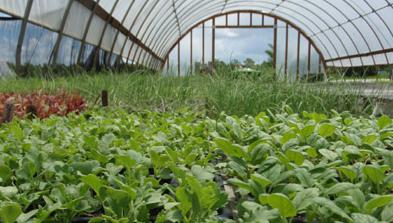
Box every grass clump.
[0,71,371,117]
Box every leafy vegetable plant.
[0,108,393,222]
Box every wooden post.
[101,90,109,107]
[26,104,37,119]
[1,98,15,124]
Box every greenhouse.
[1,0,393,222]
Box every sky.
[215,28,273,64]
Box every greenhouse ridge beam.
[76,0,164,64]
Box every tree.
[265,44,274,66]
[244,58,256,68]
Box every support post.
[273,18,277,70]
[190,29,193,74]
[284,23,289,81]
[307,41,311,81]
[101,90,108,107]
[202,23,205,66]
[15,0,34,75]
[1,99,15,124]
[178,43,181,77]
[296,31,301,81]
[212,18,216,73]
[77,0,101,66]
[50,0,74,65]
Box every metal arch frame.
[5,0,393,72]
[49,0,74,65]
[139,1,178,68]
[146,0,393,68]
[15,0,34,73]
[156,4,336,63]
[162,10,327,75]
[317,0,376,65]
[136,2,175,68]
[107,0,135,66]
[151,0,333,59]
[76,0,101,65]
[132,1,161,67]
[151,1,337,63]
[155,0,357,67]
[119,0,149,65]
[92,0,120,69]
[309,0,393,64]
[75,0,164,69]
[127,1,160,66]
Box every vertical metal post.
[250,12,253,26]
[167,58,169,73]
[15,0,34,75]
[273,18,277,70]
[296,31,301,81]
[50,0,74,65]
[285,23,289,81]
[212,18,216,73]
[202,22,205,65]
[178,43,181,77]
[237,12,240,26]
[190,29,193,74]
[93,0,120,69]
[77,0,101,65]
[307,41,311,81]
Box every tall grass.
[0,71,372,117]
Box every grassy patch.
[0,71,372,117]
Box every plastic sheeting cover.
[1,0,393,69]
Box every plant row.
[0,108,392,222]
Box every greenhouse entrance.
[164,11,325,81]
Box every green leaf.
[71,160,100,175]
[81,174,104,195]
[214,138,246,158]
[0,165,12,183]
[191,165,214,181]
[228,178,252,192]
[16,210,39,223]
[293,188,319,211]
[0,186,18,198]
[363,166,385,184]
[351,213,379,223]
[336,167,357,181]
[259,193,297,218]
[325,183,357,195]
[115,154,136,169]
[241,201,279,223]
[313,197,352,221]
[285,149,305,165]
[300,125,315,138]
[0,202,22,223]
[251,173,272,187]
[377,115,392,130]
[318,124,336,138]
[364,195,393,213]
[319,149,338,161]
[381,204,393,222]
